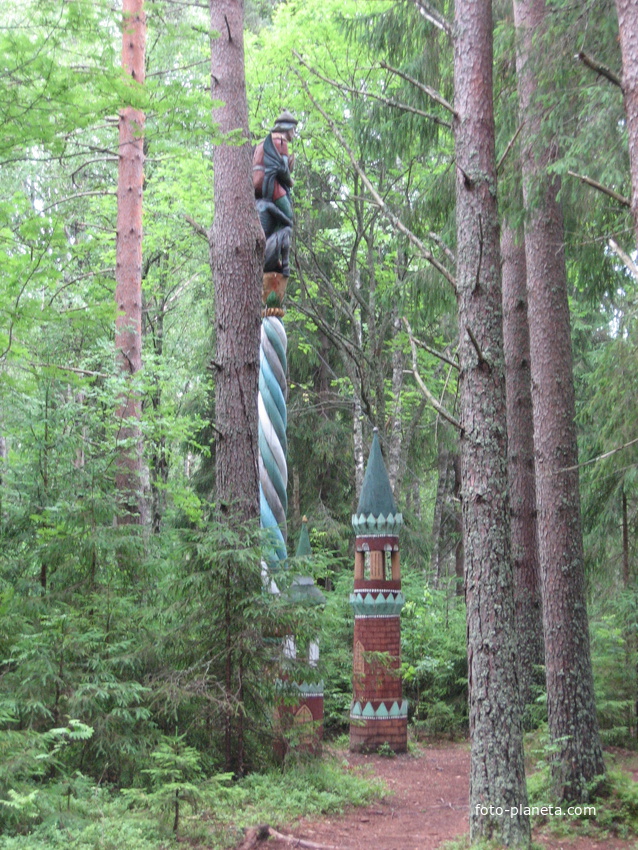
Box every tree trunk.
[453,0,529,843]
[430,440,451,589]
[387,307,404,493]
[0,434,6,531]
[115,0,146,525]
[615,0,638,240]
[513,0,605,801]
[501,223,544,712]
[209,0,265,522]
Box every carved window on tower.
[354,640,365,676]
[294,705,313,725]
[369,550,384,580]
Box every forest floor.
[242,742,638,850]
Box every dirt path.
[258,743,638,850]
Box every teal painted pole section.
[259,314,287,566]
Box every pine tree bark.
[115,0,146,524]
[501,224,544,711]
[209,0,265,521]
[615,0,638,240]
[453,0,529,843]
[513,0,605,801]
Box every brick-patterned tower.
[350,429,407,753]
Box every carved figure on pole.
[253,110,298,282]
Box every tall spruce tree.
[453,0,529,843]
[209,0,264,521]
[513,0,605,801]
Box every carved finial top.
[272,110,298,132]
[352,430,403,535]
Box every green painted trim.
[349,591,405,617]
[275,679,324,696]
[349,700,408,719]
[351,511,404,535]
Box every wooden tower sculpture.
[350,429,407,753]
[287,517,325,753]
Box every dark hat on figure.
[272,110,298,131]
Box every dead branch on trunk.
[608,238,638,281]
[403,318,461,431]
[185,214,209,240]
[497,123,523,173]
[576,51,621,87]
[567,171,630,207]
[413,0,452,36]
[379,61,457,117]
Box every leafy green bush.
[400,575,468,737]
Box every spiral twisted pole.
[259,313,288,566]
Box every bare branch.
[411,333,459,371]
[34,363,109,379]
[567,170,630,207]
[295,55,451,130]
[185,214,210,240]
[403,318,461,430]
[39,191,116,214]
[413,0,452,36]
[379,61,457,117]
[497,123,523,173]
[146,59,209,78]
[70,157,118,187]
[608,238,638,281]
[428,230,456,266]
[293,66,456,292]
[559,436,638,474]
[576,51,621,87]
[237,824,338,850]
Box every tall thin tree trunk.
[431,440,451,589]
[387,310,404,492]
[353,395,365,498]
[0,433,6,532]
[352,281,365,498]
[514,0,605,801]
[115,0,146,525]
[454,0,529,842]
[615,0,638,241]
[501,223,544,712]
[209,0,264,521]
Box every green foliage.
[400,575,468,737]
[122,734,211,835]
[376,740,397,758]
[0,756,382,850]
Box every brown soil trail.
[252,743,638,850]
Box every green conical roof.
[357,430,397,517]
[295,516,312,557]
[352,429,403,534]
